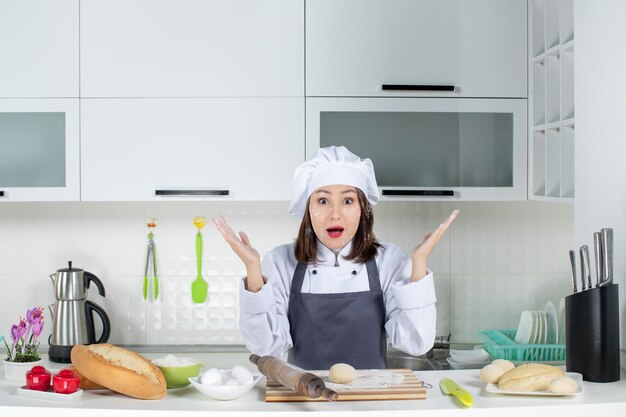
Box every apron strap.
[290,261,308,295]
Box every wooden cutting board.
[265,368,426,402]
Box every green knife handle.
[196,231,202,275]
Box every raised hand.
[411,210,459,281]
[213,216,264,292]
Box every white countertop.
[2,352,626,417]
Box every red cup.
[52,369,80,394]
[26,366,51,391]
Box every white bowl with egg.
[189,366,262,400]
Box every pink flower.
[10,318,27,342]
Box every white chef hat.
[288,146,379,217]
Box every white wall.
[575,0,626,366]
[0,200,572,348]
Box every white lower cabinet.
[0,99,80,201]
[80,98,304,201]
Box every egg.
[230,365,254,385]
[200,368,223,386]
[224,378,239,386]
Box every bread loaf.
[498,363,564,392]
[71,344,166,399]
[67,366,107,390]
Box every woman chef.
[213,146,458,370]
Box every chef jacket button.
[352,270,357,275]
[312,270,317,275]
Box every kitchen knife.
[440,378,473,407]
[581,245,592,290]
[600,228,613,286]
[593,232,603,287]
[579,247,587,291]
[568,249,578,293]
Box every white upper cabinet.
[306,0,527,98]
[80,98,304,201]
[0,99,80,201]
[0,0,79,98]
[80,0,304,98]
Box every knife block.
[565,283,620,382]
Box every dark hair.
[294,188,381,264]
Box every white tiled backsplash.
[0,201,573,346]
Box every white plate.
[17,386,83,402]
[446,357,491,370]
[449,348,490,363]
[515,311,534,344]
[544,301,558,344]
[485,372,582,396]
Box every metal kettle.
[48,261,111,363]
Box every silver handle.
[579,247,588,291]
[581,245,592,290]
[600,228,613,286]
[593,232,603,287]
[154,189,229,196]
[568,249,578,293]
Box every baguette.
[66,366,107,390]
[71,344,166,399]
[498,363,564,392]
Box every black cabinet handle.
[0,190,4,197]
[382,189,455,197]
[155,189,230,196]
[382,84,455,92]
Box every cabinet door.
[0,99,80,201]
[81,98,304,201]
[306,0,527,98]
[81,0,304,98]
[306,97,527,201]
[0,0,79,98]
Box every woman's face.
[308,184,362,251]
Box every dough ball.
[200,368,222,385]
[328,363,357,384]
[479,364,508,384]
[491,359,515,372]
[231,365,254,385]
[549,376,577,394]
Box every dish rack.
[478,329,566,362]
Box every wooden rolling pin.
[250,354,338,401]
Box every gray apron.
[287,258,388,370]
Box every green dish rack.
[478,329,566,362]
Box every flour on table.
[324,370,405,390]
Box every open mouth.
[326,226,344,239]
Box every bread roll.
[549,376,577,394]
[491,359,515,372]
[479,359,515,384]
[71,344,166,399]
[498,363,564,392]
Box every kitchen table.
[1,352,625,417]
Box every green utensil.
[440,378,473,407]
[191,217,208,303]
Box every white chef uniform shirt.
[238,240,437,359]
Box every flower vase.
[3,359,43,384]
